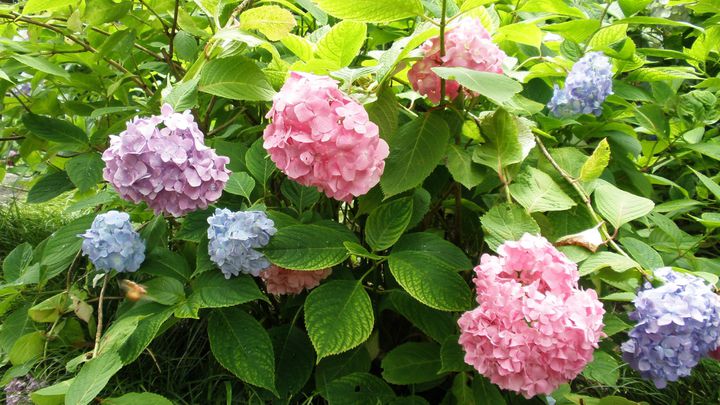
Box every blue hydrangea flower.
[621,267,720,388]
[547,52,613,117]
[207,208,276,278]
[78,211,146,273]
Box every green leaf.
[386,291,456,343]
[139,215,168,248]
[366,85,399,140]
[579,252,639,276]
[388,251,471,311]
[321,372,396,404]
[65,153,104,192]
[3,243,33,282]
[41,214,94,282]
[66,353,123,405]
[315,21,367,69]
[9,331,44,365]
[240,5,297,41]
[117,304,174,364]
[439,335,471,373]
[594,181,655,229]
[580,139,611,182]
[432,67,522,103]
[582,351,620,386]
[23,0,78,13]
[304,280,374,360]
[104,393,173,405]
[280,180,320,213]
[380,112,450,197]
[263,223,357,270]
[163,76,200,111]
[27,171,75,204]
[381,342,444,385]
[392,232,472,271]
[208,308,277,394]
[472,109,523,172]
[140,248,191,282]
[269,326,315,398]
[603,313,632,337]
[23,114,88,146]
[83,0,132,25]
[618,0,653,16]
[186,272,266,313]
[509,167,576,213]
[30,379,73,405]
[620,237,663,270]
[28,292,69,322]
[176,209,212,242]
[144,277,185,305]
[518,0,586,17]
[480,203,540,251]
[690,168,720,201]
[245,138,276,188]
[446,144,485,189]
[365,197,413,251]
[225,172,256,201]
[199,56,276,101]
[315,348,371,390]
[312,0,424,22]
[12,54,69,79]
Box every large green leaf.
[582,351,620,386]
[365,197,413,251]
[509,167,576,213]
[104,393,173,405]
[9,331,44,365]
[3,243,33,283]
[304,280,374,360]
[208,308,277,394]
[22,114,87,146]
[269,325,315,398]
[30,379,73,405]
[140,248,191,282]
[224,172,255,201]
[579,252,639,276]
[321,372,396,404]
[23,0,78,13]
[480,203,540,250]
[315,21,367,69]
[245,138,276,188]
[439,335,472,373]
[386,291,456,343]
[199,56,276,101]
[40,214,94,282]
[65,353,123,405]
[263,223,357,270]
[388,251,471,312]
[65,153,104,192]
[381,342,444,385]
[518,0,586,17]
[594,181,655,229]
[380,112,450,197]
[240,5,296,41]
[580,139,611,182]
[13,55,70,79]
[180,272,266,318]
[393,232,471,271]
[27,171,75,204]
[446,144,486,189]
[472,109,523,173]
[312,0,424,22]
[432,67,522,103]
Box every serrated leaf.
[312,0,424,22]
[22,114,88,146]
[270,326,315,398]
[65,353,123,405]
[40,214,94,282]
[27,171,75,204]
[245,138,276,188]
[446,144,485,189]
[365,197,413,251]
[619,237,663,270]
[139,248,191,282]
[187,272,267,311]
[3,243,33,283]
[199,56,276,101]
[240,5,296,41]
[315,21,367,69]
[480,203,540,251]
[388,251,471,312]
[509,167,576,213]
[208,308,277,394]
[518,0,586,17]
[472,109,523,172]
[579,252,639,276]
[594,181,655,229]
[280,180,320,213]
[380,112,450,197]
[432,67,522,103]
[580,139,611,182]
[225,172,255,201]
[381,342,444,385]
[618,0,653,16]
[582,351,620,386]
[439,335,471,373]
[304,280,374,360]
[387,291,455,343]
[321,372,396,404]
[263,223,357,270]
[65,153,104,192]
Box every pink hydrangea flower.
[263,72,389,202]
[102,104,230,217]
[458,233,604,399]
[408,17,507,103]
[260,265,331,295]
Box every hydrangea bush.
[1,0,720,404]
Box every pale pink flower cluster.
[102,104,230,217]
[458,233,605,398]
[263,72,389,202]
[260,265,331,295]
[408,18,507,103]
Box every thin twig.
[92,274,110,359]
[9,89,32,113]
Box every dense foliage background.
[1,0,720,404]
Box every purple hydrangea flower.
[207,208,276,278]
[4,375,45,405]
[547,52,613,117]
[79,211,146,273]
[102,104,231,217]
[621,267,720,388]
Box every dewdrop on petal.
[102,104,231,217]
[408,17,507,104]
[260,265,331,295]
[263,72,389,202]
[458,233,604,398]
[78,211,146,273]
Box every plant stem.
[92,274,110,359]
